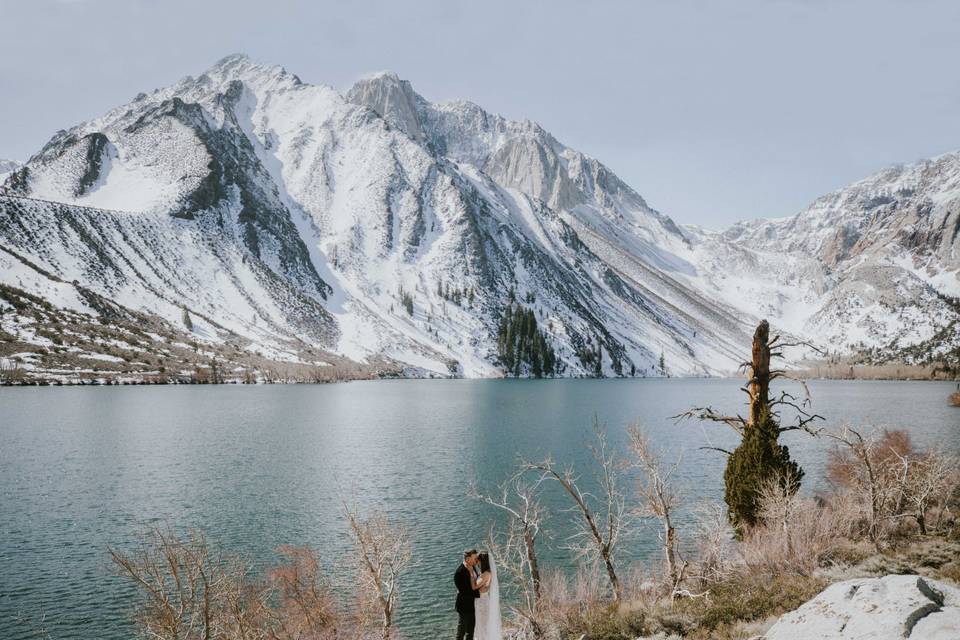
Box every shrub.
[676,571,826,633]
[738,475,848,574]
[565,605,650,640]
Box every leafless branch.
[521,419,625,601]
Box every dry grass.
[675,571,827,639]
[739,479,853,575]
[950,391,960,407]
[794,360,955,380]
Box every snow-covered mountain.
[2,54,958,378]
[690,152,960,360]
[1,54,756,377]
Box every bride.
[472,552,502,640]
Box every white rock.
[764,575,960,640]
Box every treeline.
[574,334,634,378]
[497,303,558,378]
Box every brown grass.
[794,360,956,381]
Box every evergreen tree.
[399,288,414,316]
[182,307,193,331]
[724,410,803,535]
[496,303,557,378]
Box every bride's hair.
[478,552,491,573]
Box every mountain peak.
[356,70,403,83]
[346,71,427,142]
[213,52,251,68]
[198,53,301,91]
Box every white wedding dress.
[474,556,503,640]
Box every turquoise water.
[1,379,958,638]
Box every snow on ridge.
[3,53,959,376]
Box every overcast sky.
[2,0,959,228]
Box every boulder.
[763,575,960,639]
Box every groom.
[454,548,481,640]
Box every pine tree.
[659,351,666,376]
[724,410,803,534]
[496,303,556,378]
[182,307,193,331]
[399,288,414,316]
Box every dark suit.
[454,563,480,640]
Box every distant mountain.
[2,54,958,379]
[690,152,960,363]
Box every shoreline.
[3,371,958,387]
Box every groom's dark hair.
[463,548,478,561]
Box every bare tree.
[675,320,824,440]
[825,426,910,550]
[343,506,412,639]
[627,424,684,592]
[755,469,804,557]
[689,502,736,589]
[109,525,266,640]
[523,421,626,600]
[472,473,547,635]
[0,357,24,384]
[110,526,344,640]
[267,545,341,639]
[895,449,957,536]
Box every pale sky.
[2,0,959,228]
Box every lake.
[1,379,958,639]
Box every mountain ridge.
[2,54,957,380]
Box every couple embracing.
[454,549,501,640]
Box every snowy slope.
[687,152,960,358]
[2,54,957,376]
[1,55,758,377]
